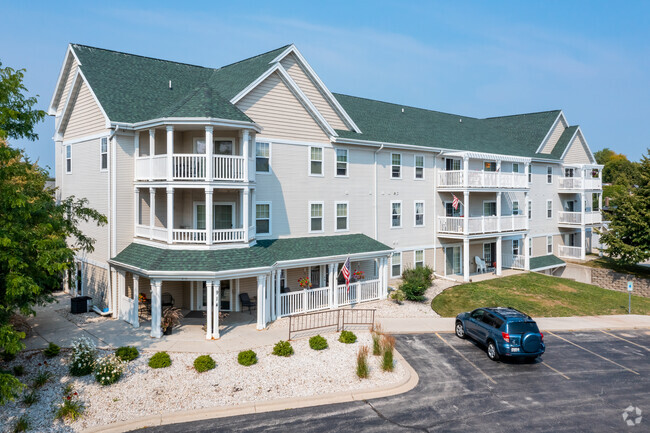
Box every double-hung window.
[335,202,348,231]
[512,163,520,173]
[309,147,323,176]
[446,158,461,171]
[547,236,553,254]
[529,237,533,256]
[414,250,424,268]
[528,200,532,219]
[547,166,553,184]
[483,201,497,216]
[547,200,553,219]
[414,155,424,179]
[414,201,425,226]
[256,142,270,173]
[391,153,401,178]
[255,203,271,235]
[65,145,72,174]
[100,138,108,171]
[336,149,348,177]
[391,201,402,228]
[528,164,532,183]
[310,202,323,232]
[512,201,519,215]
[512,239,520,256]
[391,252,402,278]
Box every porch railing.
[135,154,246,181]
[438,170,528,188]
[558,177,602,190]
[213,228,246,243]
[172,229,206,243]
[173,154,206,179]
[213,155,245,181]
[438,216,527,235]
[558,211,602,225]
[558,245,583,259]
[288,309,375,340]
[502,254,525,269]
[151,226,167,242]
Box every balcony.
[135,225,249,245]
[438,170,528,189]
[558,211,602,225]
[135,154,247,182]
[438,215,527,236]
[502,254,525,270]
[558,177,602,190]
[558,245,583,259]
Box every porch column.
[524,234,530,271]
[329,263,337,308]
[524,162,530,184]
[150,279,162,338]
[134,132,139,177]
[580,191,586,260]
[581,228,586,260]
[269,271,276,320]
[116,270,126,320]
[463,191,469,235]
[166,187,174,244]
[205,126,213,181]
[166,125,174,182]
[463,156,469,188]
[134,187,139,237]
[265,273,272,325]
[148,129,155,181]
[133,275,140,328]
[496,191,502,231]
[275,270,282,318]
[256,275,266,330]
[463,238,470,282]
[524,191,530,230]
[243,188,250,242]
[242,129,250,181]
[149,187,156,240]
[205,187,213,245]
[598,192,603,212]
[205,280,213,339]
[496,236,503,276]
[213,280,220,339]
[251,188,256,239]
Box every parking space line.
[434,333,497,384]
[547,331,640,375]
[540,361,570,380]
[600,330,650,352]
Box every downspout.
[373,144,384,240]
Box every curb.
[82,348,419,433]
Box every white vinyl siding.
[540,115,568,154]
[309,146,323,176]
[62,81,107,140]
[564,133,593,164]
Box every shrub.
[69,337,96,376]
[339,330,357,344]
[193,355,216,373]
[22,390,38,406]
[309,335,328,351]
[55,398,84,422]
[63,383,74,396]
[238,350,257,366]
[381,335,396,372]
[272,340,294,357]
[94,354,126,385]
[1,351,16,362]
[44,342,61,358]
[371,323,383,356]
[356,345,370,379]
[33,370,53,388]
[399,266,433,302]
[389,289,405,304]
[115,346,139,362]
[148,352,172,369]
[13,414,29,432]
[12,365,24,377]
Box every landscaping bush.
[69,337,96,376]
[33,370,53,388]
[148,352,172,369]
[1,351,16,362]
[238,350,257,366]
[381,335,396,372]
[21,390,38,406]
[55,398,84,422]
[12,365,24,377]
[44,342,61,358]
[356,345,369,379]
[400,266,433,302]
[389,289,405,304]
[309,335,328,351]
[94,354,126,386]
[371,323,383,356]
[193,355,216,373]
[115,346,139,362]
[339,330,357,344]
[13,414,29,432]
[272,340,294,357]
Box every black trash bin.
[71,296,92,314]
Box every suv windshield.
[507,321,540,334]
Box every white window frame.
[414,200,425,227]
[512,200,519,216]
[335,148,348,178]
[483,200,497,217]
[391,252,402,278]
[547,235,553,255]
[512,239,520,256]
[309,201,324,233]
[194,201,236,230]
[512,162,520,173]
[309,146,324,177]
[100,138,108,171]
[391,153,402,179]
[444,201,463,217]
[528,164,532,183]
[547,166,553,184]
[255,141,271,174]
[529,237,533,257]
[528,200,532,220]
[334,201,349,232]
[484,160,497,172]
[391,200,402,228]
[546,200,553,219]
[255,201,272,236]
[414,154,425,180]
[483,242,493,265]
[65,144,72,174]
[414,249,424,268]
[445,157,461,171]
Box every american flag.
[452,194,460,210]
[342,257,351,292]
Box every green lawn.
[578,257,650,279]
[431,273,650,317]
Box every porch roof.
[530,254,565,271]
[109,234,391,275]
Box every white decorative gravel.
[55,309,110,326]
[0,332,405,432]
[366,278,458,319]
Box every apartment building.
[50,44,602,339]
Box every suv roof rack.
[506,307,532,320]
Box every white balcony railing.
[173,154,206,179]
[135,154,246,181]
[558,177,602,190]
[502,254,525,270]
[558,245,583,259]
[558,211,602,225]
[172,229,207,244]
[151,226,167,242]
[213,155,245,181]
[438,215,527,235]
[213,228,246,243]
[438,170,528,189]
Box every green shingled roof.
[530,255,565,271]
[111,234,391,273]
[549,125,579,159]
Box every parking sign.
[628,281,633,292]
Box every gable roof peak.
[70,43,211,70]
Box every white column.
[256,275,265,330]
[524,191,530,230]
[205,126,213,181]
[251,188,256,238]
[166,125,174,182]
[117,270,126,320]
[133,275,140,328]
[598,192,603,212]
[265,273,272,325]
[581,227,586,260]
[235,279,241,312]
[205,187,213,245]
[205,280,213,339]
[134,131,140,179]
[134,187,139,237]
[463,238,470,282]
[269,271,276,320]
[242,130,250,181]
[496,236,503,276]
[166,187,174,244]
[525,162,530,185]
[496,191,502,231]
[329,263,337,307]
[148,129,155,181]
[243,188,250,242]
[149,187,156,240]
[213,280,220,339]
[580,191,586,260]
[463,156,469,188]
[524,234,530,271]
[463,191,469,235]
[275,269,282,318]
[150,279,162,338]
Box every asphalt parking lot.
[138,329,650,432]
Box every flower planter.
[163,327,172,335]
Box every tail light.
[540,333,544,341]
[501,332,510,343]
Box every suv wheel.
[455,321,465,339]
[487,341,499,361]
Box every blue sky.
[2,0,648,173]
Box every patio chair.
[474,256,487,274]
[239,293,256,314]
[161,292,175,308]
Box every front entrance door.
[214,204,234,230]
[310,266,321,288]
[198,280,232,311]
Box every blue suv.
[455,307,545,361]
